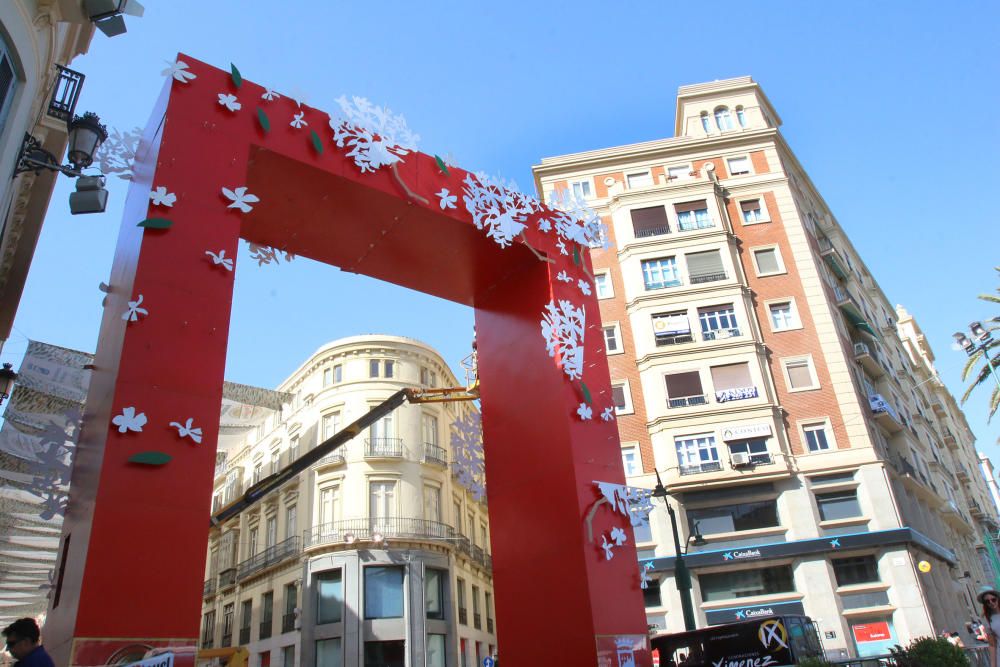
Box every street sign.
[483,657,495,667]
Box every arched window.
[714,107,733,131]
[735,105,746,128]
[700,111,711,133]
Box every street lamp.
[652,469,699,632]
[954,320,1000,392]
[0,363,16,405]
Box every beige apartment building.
[533,77,999,660]
[200,335,495,667]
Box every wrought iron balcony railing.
[458,607,468,625]
[668,395,707,409]
[474,612,482,630]
[304,517,458,548]
[365,437,403,458]
[259,618,272,640]
[281,613,296,633]
[423,442,448,466]
[679,461,723,476]
[702,327,740,341]
[487,617,494,633]
[634,225,670,238]
[238,627,250,645]
[236,536,300,581]
[219,568,237,589]
[203,578,216,597]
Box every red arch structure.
[46,55,650,666]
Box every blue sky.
[8,1,1000,456]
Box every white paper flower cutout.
[436,188,457,210]
[330,95,419,173]
[577,402,593,420]
[122,294,148,322]
[169,418,203,444]
[578,278,592,296]
[548,189,608,250]
[538,218,552,232]
[112,407,147,434]
[162,60,196,83]
[217,93,241,112]
[149,186,176,207]
[222,186,259,213]
[261,88,280,101]
[462,173,540,248]
[601,406,615,422]
[290,111,308,129]
[206,250,234,271]
[556,239,568,255]
[610,526,627,546]
[556,270,572,283]
[540,299,586,380]
[640,561,654,589]
[601,534,614,561]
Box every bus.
[650,615,824,667]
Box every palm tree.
[958,266,1000,420]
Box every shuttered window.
[753,248,782,275]
[630,206,669,238]
[686,250,726,283]
[710,363,753,391]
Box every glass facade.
[364,566,404,619]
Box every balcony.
[634,225,670,238]
[957,467,971,483]
[715,386,758,403]
[818,236,849,280]
[236,536,300,581]
[365,437,403,458]
[702,328,740,341]
[853,342,885,378]
[943,428,958,449]
[834,286,864,322]
[203,578,216,598]
[259,618,272,641]
[655,332,694,346]
[458,607,468,625]
[868,394,903,433]
[668,395,708,409]
[679,461,723,476]
[218,568,237,590]
[47,66,85,123]
[423,443,448,466]
[487,617,494,633]
[474,612,482,630]
[221,632,232,648]
[690,272,727,285]
[932,401,947,418]
[940,500,974,533]
[239,627,250,645]
[282,613,296,633]
[304,517,457,548]
[312,452,345,468]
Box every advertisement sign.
[722,423,772,441]
[853,622,891,643]
[705,601,805,626]
[651,618,796,667]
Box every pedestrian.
[948,631,965,648]
[978,586,1000,666]
[2,618,55,667]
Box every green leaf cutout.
[310,130,324,154]
[128,451,172,466]
[573,244,581,266]
[580,381,592,405]
[434,155,450,176]
[230,63,242,88]
[257,107,270,133]
[138,218,173,229]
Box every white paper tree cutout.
[247,243,294,266]
[330,95,419,173]
[122,294,148,322]
[451,411,486,502]
[206,250,234,271]
[556,270,572,283]
[601,406,615,422]
[547,189,608,249]
[290,111,307,129]
[23,412,79,520]
[462,173,539,248]
[112,407,147,433]
[577,402,593,420]
[640,562,654,589]
[222,186,259,213]
[577,278,592,296]
[217,93,241,112]
[540,299,586,380]
[162,60,197,83]
[170,418,203,444]
[261,88,280,101]
[436,188,457,210]
[94,126,141,181]
[150,186,176,207]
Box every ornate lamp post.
[651,469,704,632]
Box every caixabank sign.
[704,601,805,626]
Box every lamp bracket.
[14,133,82,178]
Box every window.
[384,360,394,378]
[612,382,632,414]
[319,485,338,526]
[364,566,404,618]
[202,611,215,645]
[321,411,341,441]
[698,304,740,340]
[369,360,379,377]
[699,565,795,601]
[369,413,394,444]
[803,422,831,451]
[727,438,771,465]
[687,500,779,535]
[249,527,259,557]
[423,484,441,523]
[266,516,277,549]
[472,585,482,629]
[736,106,746,128]
[285,505,297,539]
[643,581,662,608]
[0,39,16,136]
[270,449,280,475]
[427,635,446,667]
[652,311,692,345]
[667,165,690,181]
[316,638,342,667]
[457,577,467,624]
[700,112,711,133]
[284,582,297,627]
[369,480,397,522]
[783,357,818,391]
[240,600,252,639]
[769,301,799,331]
[816,490,861,521]
[571,179,593,199]
[253,462,263,484]
[420,367,437,387]
[727,156,751,176]
[674,200,712,231]
[810,471,855,486]
[426,568,445,619]
[603,324,622,354]
[289,435,299,461]
[323,368,332,386]
[711,363,757,402]
[595,271,613,298]
[422,413,439,446]
[686,250,726,283]
[714,107,734,131]
[675,434,720,474]
[261,592,273,639]
[833,555,879,586]
[282,646,294,667]
[333,364,342,383]
[752,247,784,276]
[665,371,706,408]
[621,446,639,477]
[631,206,669,238]
[641,257,681,290]
[626,171,652,188]
[453,501,462,534]
[222,603,234,643]
[740,198,766,223]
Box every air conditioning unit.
[731,452,752,467]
